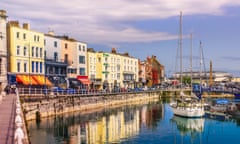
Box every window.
[40,48,42,58]
[23,33,26,40]
[64,54,68,63]
[16,32,20,39]
[44,50,46,59]
[117,73,120,80]
[32,47,34,57]
[34,35,36,41]
[65,43,68,49]
[36,47,39,57]
[79,56,85,64]
[0,59,1,74]
[17,62,21,72]
[105,74,108,79]
[36,62,39,73]
[24,62,27,72]
[79,68,85,75]
[37,36,40,42]
[90,57,92,63]
[117,64,120,72]
[82,45,85,51]
[32,61,34,73]
[54,52,58,61]
[40,62,42,73]
[23,47,27,56]
[16,46,20,55]
[79,45,81,51]
[54,41,57,47]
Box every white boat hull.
[172,106,205,118]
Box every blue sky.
[1,0,240,77]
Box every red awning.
[77,76,91,85]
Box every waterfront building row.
[0,9,165,92]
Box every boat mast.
[190,33,193,95]
[179,11,183,90]
[199,41,203,93]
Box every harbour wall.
[21,89,235,121]
[22,92,162,121]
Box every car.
[51,87,65,94]
[133,87,143,92]
[66,88,76,94]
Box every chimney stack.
[23,23,30,30]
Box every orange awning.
[16,75,38,85]
[32,75,53,86]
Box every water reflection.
[171,116,204,135]
[170,116,205,144]
[28,102,163,144]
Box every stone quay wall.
[22,92,161,121]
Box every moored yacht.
[170,12,205,118]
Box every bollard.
[16,107,21,115]
[15,114,23,127]
[14,127,24,144]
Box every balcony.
[45,58,68,67]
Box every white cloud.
[1,0,240,45]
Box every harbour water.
[27,98,240,144]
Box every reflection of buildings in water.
[28,116,73,144]
[141,106,147,126]
[66,109,140,144]
[140,104,164,128]
[144,104,164,128]
[171,116,205,136]
[28,103,162,144]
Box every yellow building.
[87,48,102,89]
[7,21,46,85]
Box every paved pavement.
[0,93,16,144]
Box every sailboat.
[170,12,205,118]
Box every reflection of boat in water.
[171,115,205,135]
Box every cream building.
[87,48,139,90]
[0,10,7,92]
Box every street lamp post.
[44,50,46,96]
[28,43,31,95]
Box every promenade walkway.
[0,93,16,144]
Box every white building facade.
[0,10,7,92]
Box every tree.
[183,76,191,85]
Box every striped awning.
[16,75,38,85]
[32,75,53,86]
